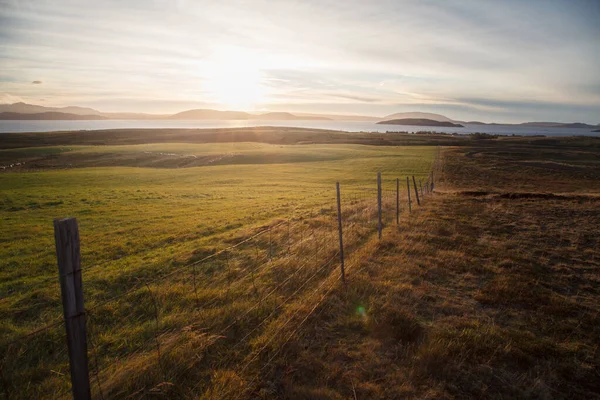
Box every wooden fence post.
[396,178,399,225]
[287,219,291,253]
[407,177,411,213]
[268,226,272,260]
[377,172,382,239]
[412,176,421,206]
[335,182,345,283]
[430,171,434,193]
[54,218,91,400]
[420,180,424,198]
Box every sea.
[1,119,599,137]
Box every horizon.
[2,101,600,125]
[1,0,600,124]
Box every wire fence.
[0,147,441,400]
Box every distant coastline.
[377,118,464,128]
[2,119,600,138]
[0,103,597,128]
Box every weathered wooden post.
[396,178,399,225]
[407,177,411,213]
[54,218,91,400]
[412,176,421,206]
[287,219,291,254]
[268,226,272,260]
[335,182,345,283]
[377,172,382,239]
[430,171,434,193]
[420,180,424,198]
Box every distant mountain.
[554,123,595,129]
[519,122,596,128]
[377,118,464,128]
[101,112,169,120]
[169,109,251,120]
[169,109,331,121]
[381,112,454,123]
[519,122,562,127]
[0,102,103,116]
[0,112,107,120]
[294,112,380,121]
[1,102,596,126]
[253,112,330,121]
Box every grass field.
[256,140,600,399]
[0,136,436,398]
[2,128,599,399]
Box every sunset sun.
[203,49,266,110]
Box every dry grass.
[236,142,600,399]
[3,134,599,399]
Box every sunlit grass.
[0,142,435,398]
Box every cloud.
[31,80,42,84]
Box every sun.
[203,49,266,110]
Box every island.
[592,129,600,133]
[377,118,464,128]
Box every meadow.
[2,129,598,399]
[0,137,436,398]
[277,139,600,399]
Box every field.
[1,128,599,399]
[0,133,436,398]
[260,138,600,399]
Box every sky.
[1,0,599,123]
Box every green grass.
[0,141,435,399]
[1,143,434,293]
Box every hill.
[294,112,380,121]
[377,118,464,127]
[519,122,596,128]
[0,112,107,120]
[382,112,454,122]
[0,102,102,116]
[254,112,330,120]
[169,109,252,120]
[168,109,332,120]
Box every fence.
[1,150,441,399]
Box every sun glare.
[203,49,266,110]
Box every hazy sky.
[1,0,599,122]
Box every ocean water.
[0,119,598,137]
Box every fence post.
[335,182,345,283]
[420,180,424,198]
[407,177,411,213]
[287,219,291,253]
[268,226,272,260]
[430,171,434,193]
[396,178,399,225]
[377,172,382,239]
[54,218,91,400]
[412,176,421,206]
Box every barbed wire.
[4,163,439,399]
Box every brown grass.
[233,142,600,399]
